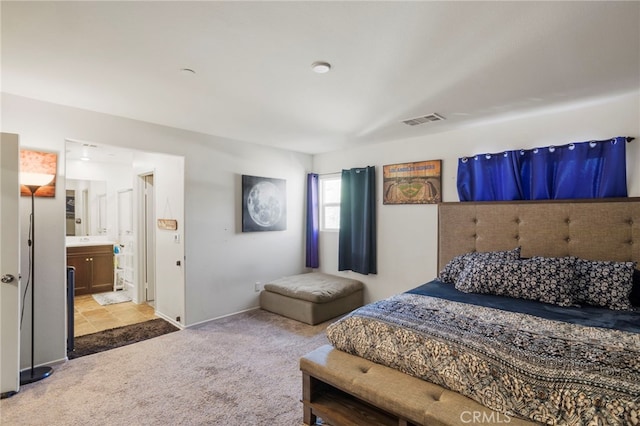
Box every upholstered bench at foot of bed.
[259,272,364,325]
[300,345,536,426]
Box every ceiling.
[2,1,639,155]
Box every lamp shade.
[20,172,55,188]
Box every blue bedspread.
[408,280,640,333]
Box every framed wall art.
[383,160,441,204]
[242,175,286,232]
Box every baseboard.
[184,306,260,329]
[153,311,185,330]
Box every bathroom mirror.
[66,179,107,236]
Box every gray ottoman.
[259,272,364,325]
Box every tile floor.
[74,294,157,337]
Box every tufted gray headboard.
[438,198,640,271]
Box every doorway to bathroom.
[65,140,185,343]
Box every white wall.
[132,151,185,323]
[2,93,312,367]
[179,140,311,325]
[313,91,640,304]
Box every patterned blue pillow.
[574,259,636,310]
[438,248,521,284]
[455,256,576,307]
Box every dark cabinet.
[67,244,114,296]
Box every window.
[320,174,341,231]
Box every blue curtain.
[457,151,523,201]
[338,166,377,275]
[458,137,630,201]
[305,173,319,268]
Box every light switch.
[173,233,180,243]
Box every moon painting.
[242,175,286,232]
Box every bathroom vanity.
[66,242,114,296]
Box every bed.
[301,198,640,426]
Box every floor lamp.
[19,173,55,385]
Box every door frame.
[136,172,156,304]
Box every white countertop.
[66,237,115,248]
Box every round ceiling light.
[311,61,331,74]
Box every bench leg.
[303,404,316,426]
[302,372,318,425]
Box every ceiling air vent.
[402,113,445,126]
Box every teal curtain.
[338,166,377,275]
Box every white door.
[143,174,155,302]
[1,133,21,397]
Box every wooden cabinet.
[67,245,114,296]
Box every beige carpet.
[0,309,331,425]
